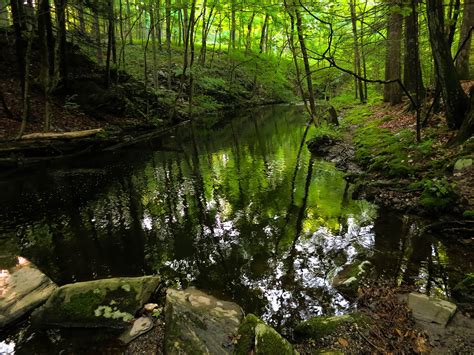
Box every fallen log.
[20,128,103,140]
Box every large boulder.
[407,293,457,327]
[164,288,243,354]
[31,276,160,328]
[0,263,57,329]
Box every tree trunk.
[156,0,162,49]
[166,0,172,89]
[259,13,269,54]
[349,0,365,103]
[10,0,25,94]
[446,0,461,48]
[38,0,53,131]
[150,2,158,88]
[384,0,402,104]
[126,0,133,44]
[200,0,207,64]
[245,12,255,53]
[54,0,68,87]
[427,0,469,128]
[403,0,425,99]
[292,1,317,122]
[456,0,473,79]
[454,87,474,143]
[105,0,116,87]
[93,7,103,64]
[230,0,236,50]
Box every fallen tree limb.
[20,128,103,140]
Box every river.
[0,105,471,352]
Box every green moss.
[294,314,357,340]
[59,290,104,319]
[463,210,474,219]
[254,323,295,355]
[235,313,264,355]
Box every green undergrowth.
[81,41,296,118]
[341,103,467,212]
[311,122,343,140]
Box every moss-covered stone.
[331,261,372,298]
[254,323,295,355]
[294,314,364,341]
[234,313,265,355]
[32,276,160,328]
[462,210,474,219]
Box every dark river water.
[0,105,472,352]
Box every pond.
[0,105,472,352]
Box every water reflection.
[0,105,472,338]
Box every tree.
[403,0,425,100]
[384,0,402,105]
[427,0,468,129]
[456,0,473,79]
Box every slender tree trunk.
[456,0,473,79]
[404,0,425,99]
[245,12,255,53]
[156,0,162,48]
[126,0,133,44]
[349,0,365,103]
[292,1,317,122]
[166,0,172,89]
[360,0,368,99]
[230,0,236,50]
[54,0,68,87]
[384,0,402,104]
[446,0,461,48]
[427,0,469,128]
[10,0,25,94]
[105,0,116,87]
[259,13,269,54]
[38,0,53,131]
[150,1,159,88]
[200,0,207,64]
[93,7,103,64]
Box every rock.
[331,261,372,298]
[294,314,358,340]
[235,314,297,355]
[407,293,457,327]
[0,262,57,329]
[119,316,154,345]
[164,288,243,354]
[31,276,160,328]
[454,158,472,171]
[235,314,265,354]
[254,323,295,355]
[306,135,337,156]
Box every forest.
[0,0,473,353]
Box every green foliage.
[419,178,457,210]
[311,122,342,140]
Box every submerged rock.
[407,292,457,327]
[331,260,372,299]
[0,262,57,329]
[31,276,160,328]
[164,288,243,354]
[294,314,358,341]
[235,313,297,355]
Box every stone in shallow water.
[164,288,243,354]
[0,262,57,329]
[407,292,457,327]
[31,276,160,328]
[331,260,372,299]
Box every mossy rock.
[254,323,296,355]
[235,313,265,355]
[331,261,372,299]
[294,314,366,341]
[31,276,160,328]
[453,273,474,302]
[453,158,472,171]
[462,210,474,219]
